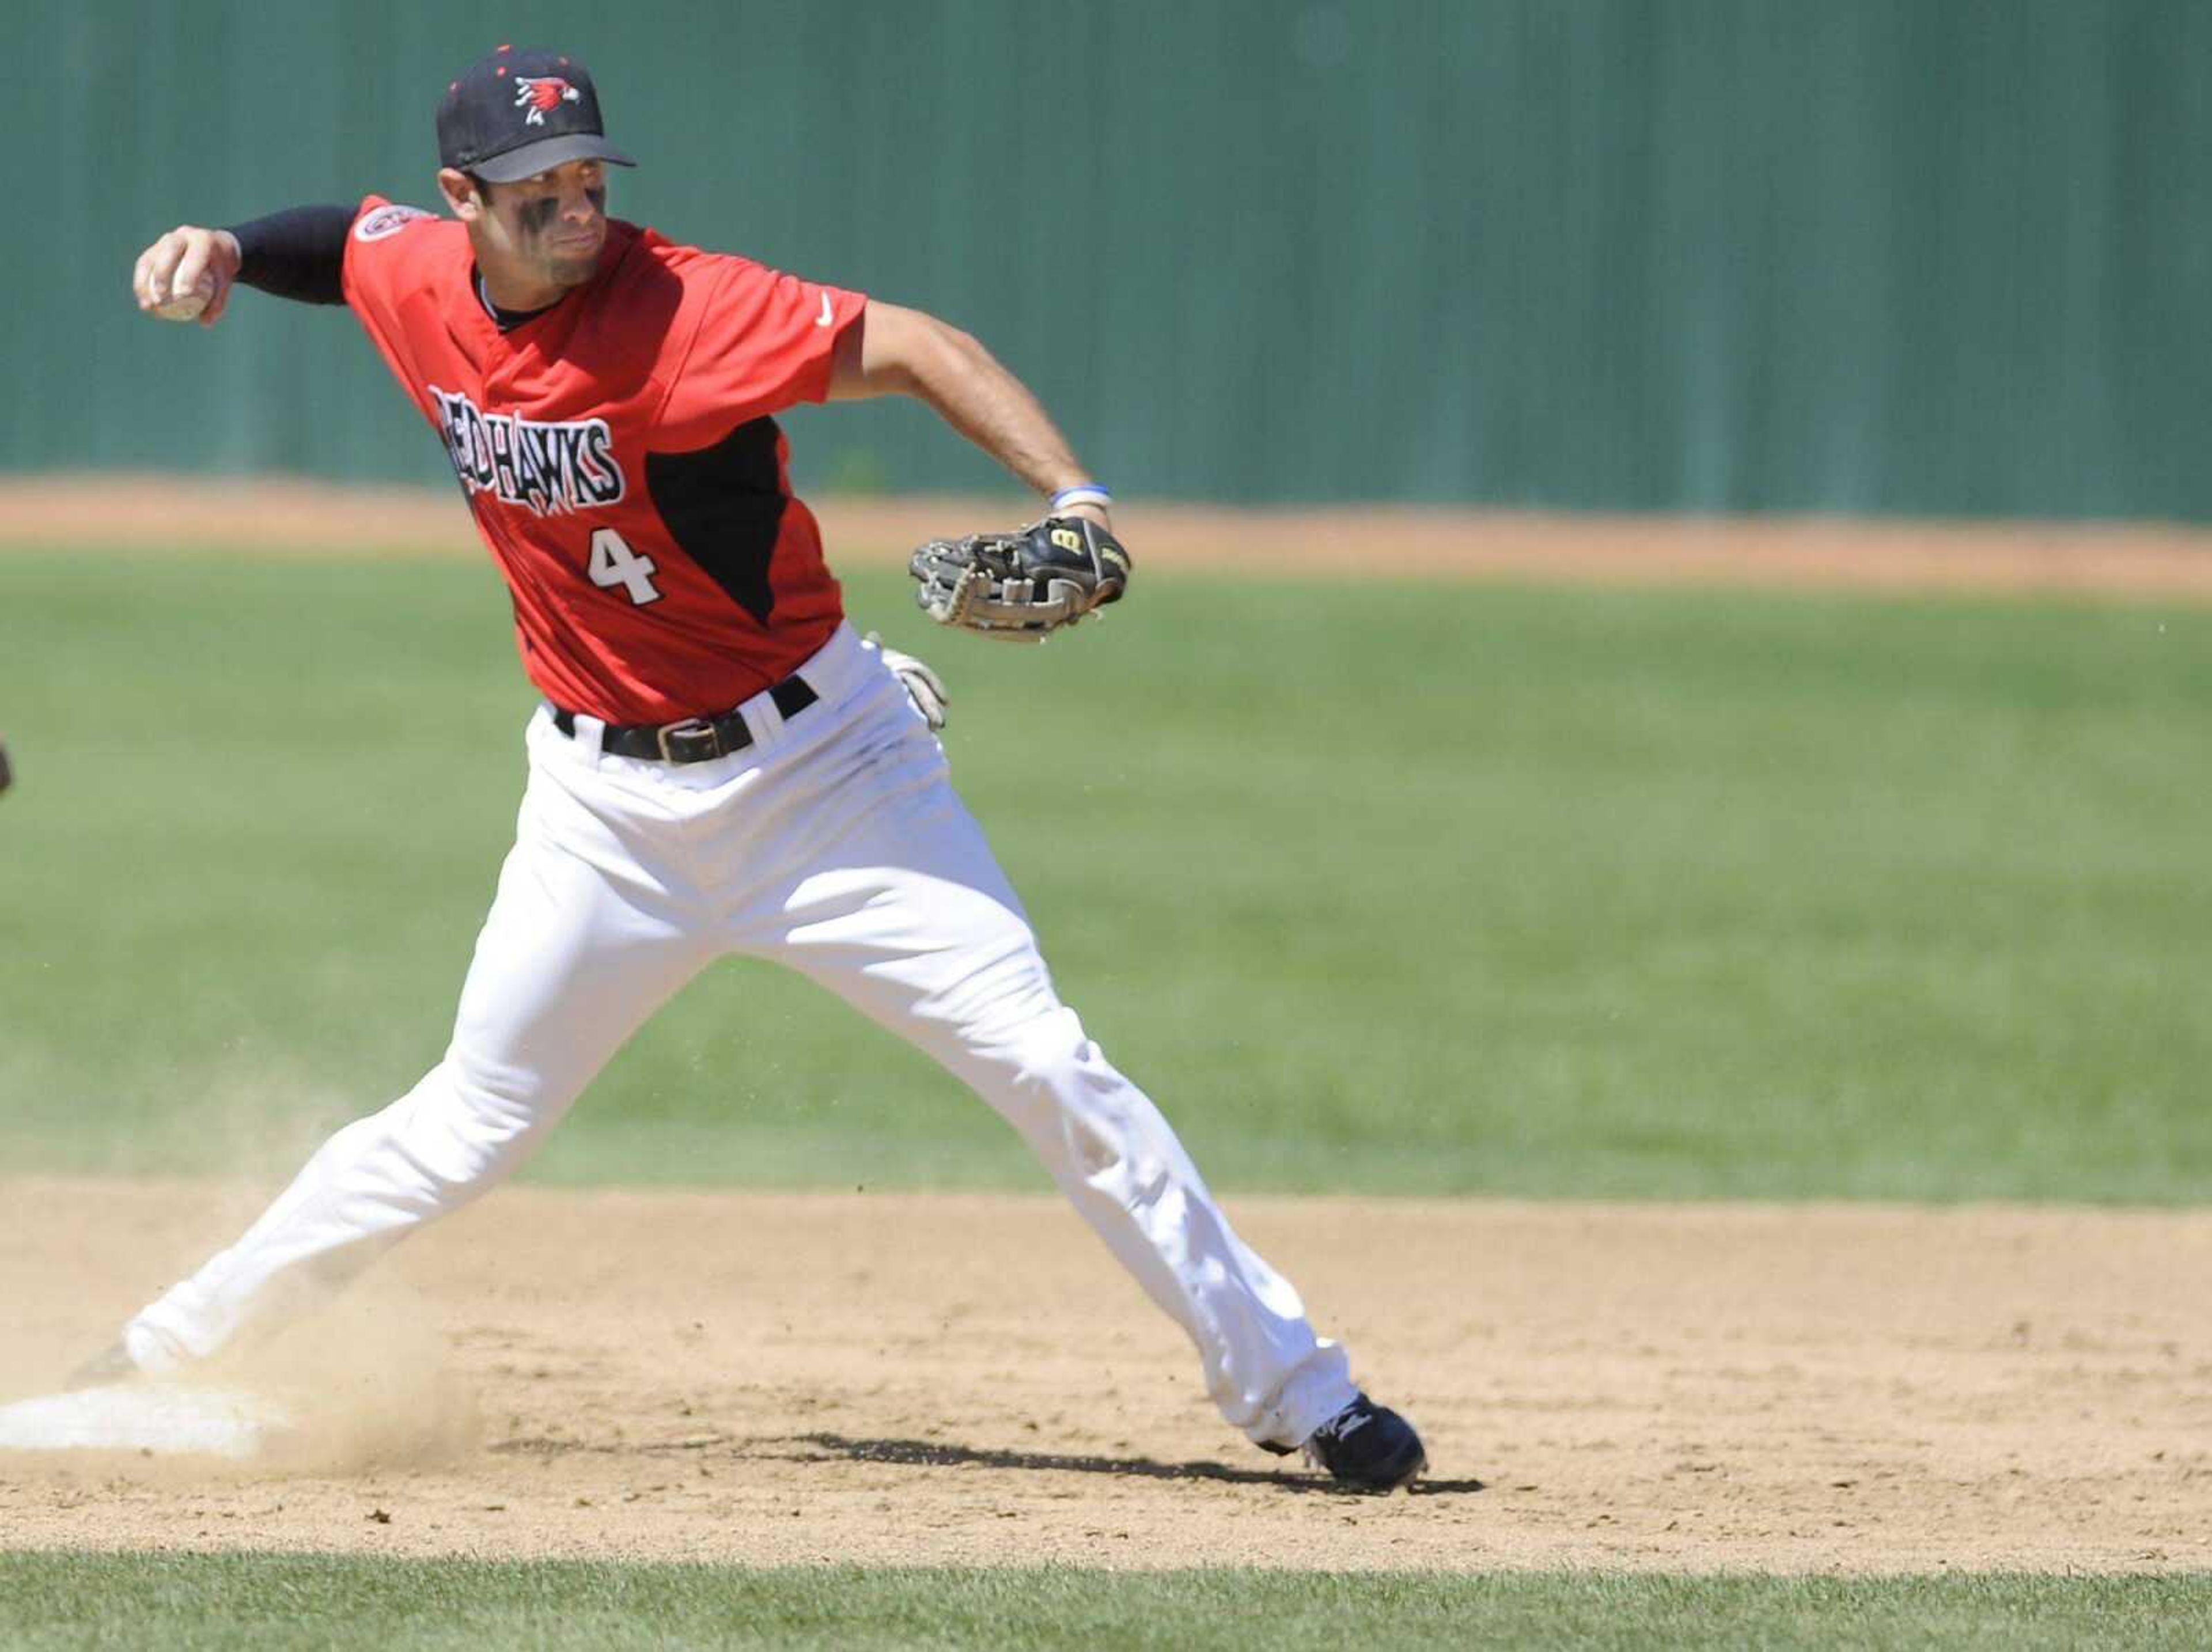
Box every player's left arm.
[827,301,1110,527]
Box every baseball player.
[101,45,1426,1491]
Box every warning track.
[4,476,2211,603]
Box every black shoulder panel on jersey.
[644,418,787,626]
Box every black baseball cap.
[437,45,637,184]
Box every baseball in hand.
[151,275,215,321]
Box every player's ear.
[438,167,486,222]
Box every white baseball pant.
[122,622,1357,1448]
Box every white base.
[0,1385,293,1460]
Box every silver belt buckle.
[654,717,718,763]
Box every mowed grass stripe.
[5,1555,2212,1650]
[2,551,2207,1200]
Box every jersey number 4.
[588,528,664,606]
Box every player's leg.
[718,648,1360,1451]
[115,717,716,1373]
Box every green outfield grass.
[3,1555,2212,1650]
[2,549,2207,1200]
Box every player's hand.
[865,634,949,731]
[1057,499,1112,530]
[132,226,244,328]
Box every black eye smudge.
[519,195,560,235]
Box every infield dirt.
[5,1177,2212,1574]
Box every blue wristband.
[1049,484,1113,513]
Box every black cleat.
[1299,1393,1426,1490]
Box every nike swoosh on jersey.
[815,291,834,328]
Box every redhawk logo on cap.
[515,77,581,125]
[438,47,636,183]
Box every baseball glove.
[909,516,1131,641]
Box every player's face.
[465,160,609,299]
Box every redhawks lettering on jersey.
[338,194,868,726]
[429,386,625,516]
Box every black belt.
[553,675,819,764]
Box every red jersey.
[340,195,866,725]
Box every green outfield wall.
[15,1,2209,515]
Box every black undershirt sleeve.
[225,203,354,305]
